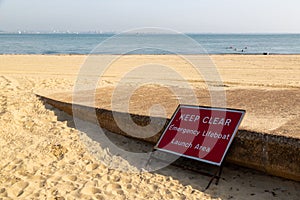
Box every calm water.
[0,33,299,55]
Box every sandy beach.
[0,55,299,199]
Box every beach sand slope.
[0,55,299,199]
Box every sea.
[0,33,299,55]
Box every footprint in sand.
[80,186,102,195]
[126,183,133,190]
[6,180,29,198]
[62,174,78,182]
[86,163,99,172]
[0,188,8,197]
[103,183,124,195]
[100,174,110,182]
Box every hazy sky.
[1,0,300,33]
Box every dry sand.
[0,55,299,199]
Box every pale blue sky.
[1,0,300,33]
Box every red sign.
[155,105,245,166]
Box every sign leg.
[204,169,218,190]
[204,164,224,190]
[215,165,224,185]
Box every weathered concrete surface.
[37,94,300,182]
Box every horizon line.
[1,31,300,35]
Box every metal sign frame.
[147,104,245,190]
